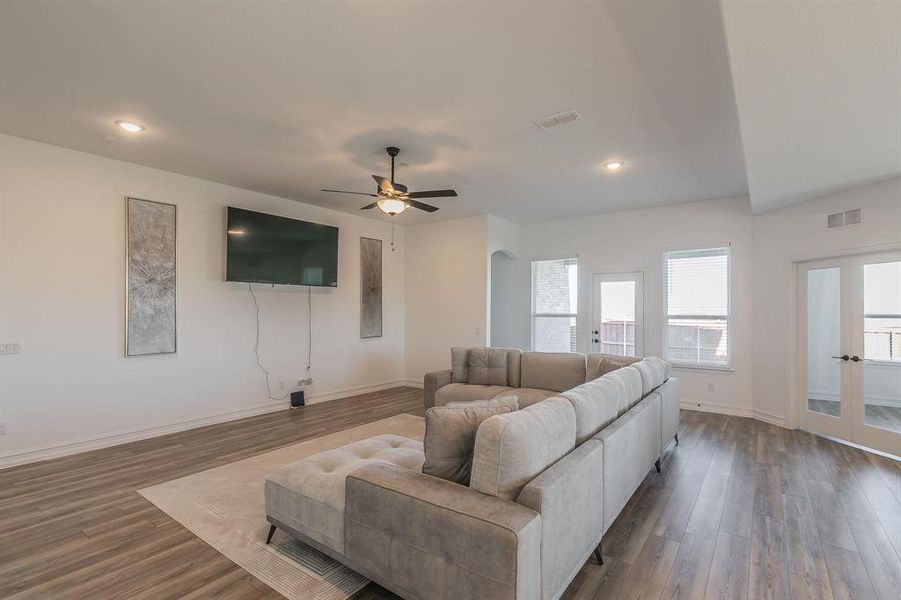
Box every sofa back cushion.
[423,403,516,485]
[470,397,576,500]
[520,352,587,393]
[560,377,621,444]
[633,357,669,395]
[600,365,643,414]
[467,347,509,386]
[586,353,640,381]
[451,347,522,387]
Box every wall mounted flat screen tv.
[226,207,338,287]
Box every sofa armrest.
[423,369,453,408]
[345,463,541,600]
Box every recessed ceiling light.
[604,161,624,171]
[115,120,145,133]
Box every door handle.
[850,355,861,362]
[592,338,600,344]
[832,355,850,361]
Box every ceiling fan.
[321,146,457,216]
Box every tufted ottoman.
[264,434,424,557]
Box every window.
[532,257,578,352]
[664,247,730,367]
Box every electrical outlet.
[0,342,22,355]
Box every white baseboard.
[680,399,788,428]
[303,379,410,404]
[403,379,424,389]
[0,379,410,470]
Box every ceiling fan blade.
[407,189,458,199]
[407,199,440,212]
[360,201,380,210]
[372,175,394,194]
[321,189,378,197]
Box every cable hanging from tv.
[248,283,313,402]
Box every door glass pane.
[600,281,636,356]
[807,268,842,417]
[863,261,901,433]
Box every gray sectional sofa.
[265,348,680,600]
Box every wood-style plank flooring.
[2,388,899,599]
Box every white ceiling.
[721,0,901,213]
[0,1,747,224]
[0,2,896,222]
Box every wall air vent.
[534,110,580,130]
[827,209,862,229]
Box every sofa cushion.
[561,377,621,444]
[601,365,643,413]
[520,352,587,393]
[434,383,513,406]
[633,357,669,395]
[470,397,576,501]
[586,353,640,381]
[494,388,557,408]
[451,347,522,387]
[423,403,516,485]
[467,348,509,386]
[264,434,423,554]
[444,396,520,411]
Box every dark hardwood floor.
[2,387,899,599]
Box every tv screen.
[226,207,338,287]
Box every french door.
[799,251,901,457]
[590,272,644,357]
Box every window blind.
[531,257,578,352]
[664,247,730,367]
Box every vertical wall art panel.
[126,197,177,356]
[360,237,383,338]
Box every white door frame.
[589,271,645,357]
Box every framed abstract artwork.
[126,197,177,356]
[360,237,383,338]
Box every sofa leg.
[593,541,603,565]
[266,524,276,544]
[655,457,662,473]
[674,433,680,446]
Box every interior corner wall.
[751,176,901,426]
[404,215,489,383]
[0,134,406,465]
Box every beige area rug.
[139,413,425,600]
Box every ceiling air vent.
[534,110,580,130]
[827,209,862,229]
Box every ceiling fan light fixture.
[377,198,407,215]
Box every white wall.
[0,134,406,465]
[404,215,488,383]
[752,176,901,425]
[502,197,756,416]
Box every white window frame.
[662,245,732,370]
[530,256,579,352]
